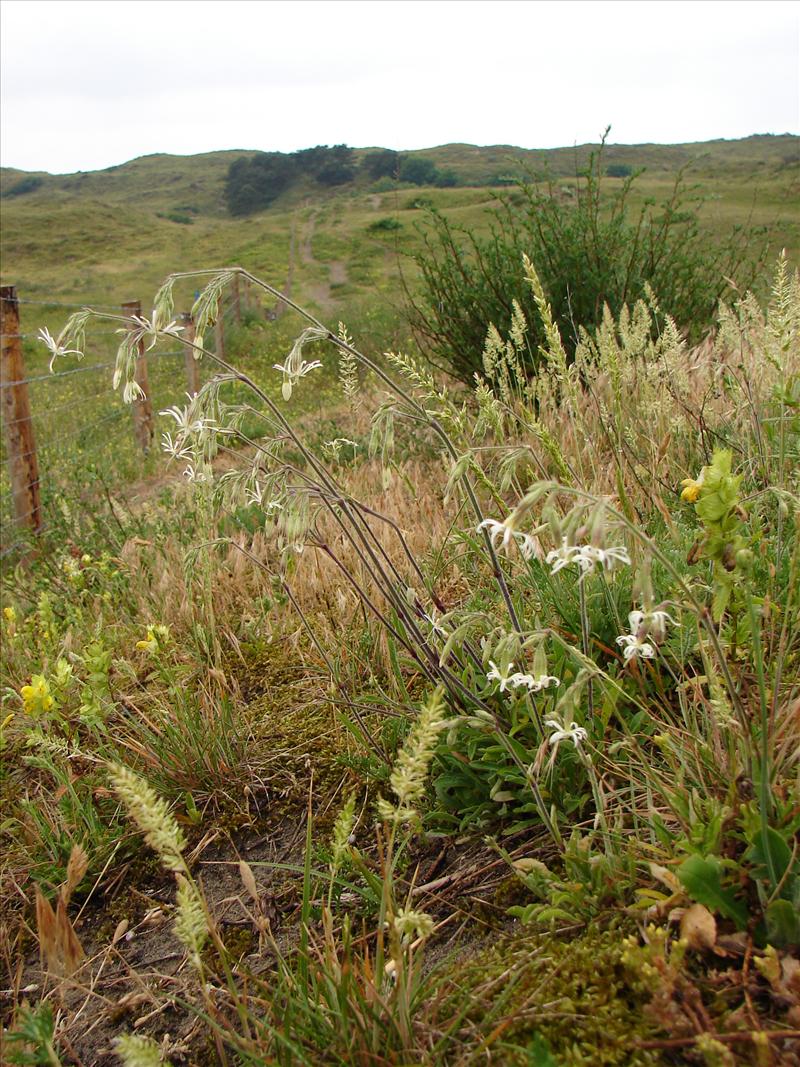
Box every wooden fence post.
[0,285,42,536]
[122,299,154,452]
[180,312,200,396]
[232,274,242,326]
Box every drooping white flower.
[574,545,631,575]
[510,672,561,693]
[645,608,678,642]
[616,631,657,663]
[273,357,323,401]
[478,518,537,560]
[159,402,215,437]
[545,719,588,748]
[119,310,184,353]
[123,380,146,404]
[273,326,328,400]
[545,538,579,574]
[161,431,193,461]
[420,610,447,637]
[38,327,82,372]
[486,660,517,692]
[616,605,676,663]
[182,461,213,484]
[546,540,631,579]
[478,518,516,553]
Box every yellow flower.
[136,624,170,654]
[3,606,16,624]
[680,469,705,503]
[20,676,54,717]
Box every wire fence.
[0,292,232,558]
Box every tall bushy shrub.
[406,138,765,382]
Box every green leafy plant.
[407,131,766,383]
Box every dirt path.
[299,209,348,314]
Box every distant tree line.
[224,146,459,216]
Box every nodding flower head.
[545,718,588,749]
[616,631,656,664]
[546,540,631,579]
[478,518,537,560]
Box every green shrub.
[362,149,402,180]
[406,136,765,383]
[3,175,43,198]
[368,217,402,233]
[606,163,633,177]
[398,156,440,186]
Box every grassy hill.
[1,132,798,366]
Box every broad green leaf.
[765,899,800,947]
[749,827,794,893]
[676,854,748,928]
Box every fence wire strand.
[1,291,220,559]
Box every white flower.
[119,310,184,352]
[486,660,516,693]
[517,533,539,560]
[122,380,146,404]
[616,605,676,662]
[546,541,631,579]
[545,719,588,748]
[183,461,213,484]
[479,518,516,553]
[574,545,631,574]
[511,672,561,693]
[244,483,283,511]
[645,607,677,642]
[421,610,447,637]
[478,518,537,559]
[322,437,358,463]
[616,632,657,663]
[38,327,82,371]
[161,431,193,461]
[273,357,323,401]
[274,326,328,400]
[159,402,214,436]
[545,538,578,574]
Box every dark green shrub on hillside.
[606,163,633,177]
[225,153,295,216]
[3,175,43,198]
[407,140,764,383]
[300,144,356,185]
[399,157,440,186]
[225,145,357,214]
[368,217,402,232]
[434,169,459,188]
[363,149,402,180]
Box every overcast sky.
[1,0,798,174]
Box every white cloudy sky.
[1,0,798,174]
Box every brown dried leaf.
[680,902,717,951]
[649,861,682,893]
